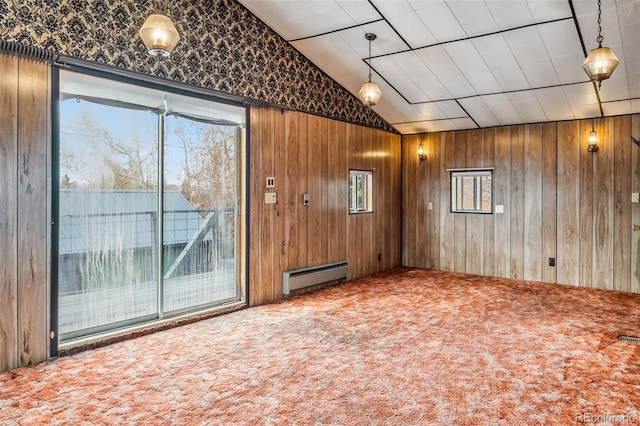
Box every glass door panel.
[58,99,159,339]
[162,117,238,313]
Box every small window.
[450,169,493,214]
[349,170,373,214]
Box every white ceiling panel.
[443,40,503,94]
[370,0,437,48]
[413,1,467,43]
[533,86,574,122]
[526,0,572,23]
[458,97,501,128]
[240,0,380,40]
[602,100,634,116]
[480,94,523,125]
[486,0,535,30]
[506,91,548,123]
[237,0,640,134]
[414,46,476,98]
[446,1,499,36]
[471,34,529,91]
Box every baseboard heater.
[283,261,349,295]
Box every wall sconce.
[417,142,427,161]
[587,122,599,153]
[139,14,180,58]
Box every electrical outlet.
[549,257,555,267]
[632,192,639,203]
[266,177,275,188]
[428,202,433,210]
[265,192,276,204]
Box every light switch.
[265,192,276,204]
[495,205,504,214]
[632,193,639,203]
[303,193,309,205]
[428,202,433,210]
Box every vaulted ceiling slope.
[237,0,640,134]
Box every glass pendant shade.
[582,46,619,83]
[358,81,382,107]
[139,14,180,58]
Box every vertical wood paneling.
[493,127,511,277]
[348,124,363,278]
[439,132,455,271]
[466,129,484,275]
[402,114,639,294]
[632,115,640,293]
[482,129,495,277]
[361,127,375,276]
[579,119,594,288]
[428,132,441,269]
[523,124,543,281]
[260,108,275,303]
[390,133,402,271]
[509,126,525,279]
[248,107,261,306]
[17,59,49,365]
[307,114,324,267]
[284,111,303,270]
[613,116,631,292]
[453,131,467,273]
[0,54,18,371]
[592,118,614,290]
[416,134,429,268]
[541,123,557,284]
[556,121,580,285]
[272,110,286,300]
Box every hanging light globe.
[358,81,382,107]
[139,14,180,58]
[583,46,619,85]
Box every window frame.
[349,169,374,214]
[449,168,494,214]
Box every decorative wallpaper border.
[0,0,395,132]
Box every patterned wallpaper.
[0,0,393,132]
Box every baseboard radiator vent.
[283,261,348,295]
[618,335,640,344]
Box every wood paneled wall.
[0,54,51,371]
[249,107,402,306]
[403,115,640,293]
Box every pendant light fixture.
[582,0,619,88]
[358,33,382,107]
[139,13,180,58]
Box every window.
[56,69,246,341]
[349,170,373,213]
[450,169,493,213]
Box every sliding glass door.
[57,70,245,341]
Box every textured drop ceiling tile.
[393,121,440,134]
[506,91,548,123]
[533,86,574,122]
[446,0,499,36]
[414,1,466,43]
[416,46,476,98]
[598,75,632,102]
[443,40,503,94]
[472,34,530,91]
[481,94,523,125]
[486,0,535,29]
[239,0,380,40]
[431,117,478,131]
[526,0,572,22]
[370,0,437,48]
[458,97,501,128]
[602,100,633,116]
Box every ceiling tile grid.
[239,0,640,134]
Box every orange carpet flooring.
[1,268,640,425]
